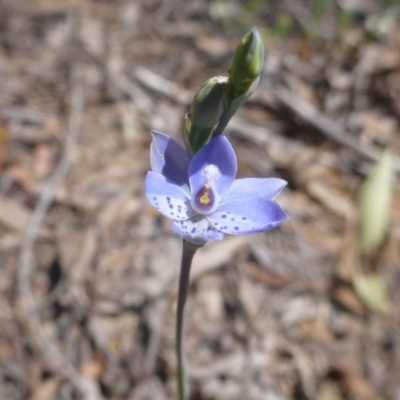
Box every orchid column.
[144,28,288,400]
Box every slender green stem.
[212,110,234,138]
[176,240,199,400]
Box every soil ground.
[0,1,400,399]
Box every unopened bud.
[226,27,264,110]
[187,76,227,154]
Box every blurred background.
[0,0,400,399]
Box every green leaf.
[353,273,390,314]
[357,150,394,254]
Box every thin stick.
[273,85,400,172]
[176,241,198,400]
[17,63,102,400]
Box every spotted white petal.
[145,171,194,220]
[172,215,224,245]
[208,198,288,235]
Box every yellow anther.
[199,192,210,205]
[198,186,211,206]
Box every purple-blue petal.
[208,198,288,235]
[221,178,287,203]
[150,130,191,188]
[172,215,224,245]
[145,171,195,220]
[189,135,237,197]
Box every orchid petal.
[172,215,224,245]
[145,171,195,220]
[189,135,237,197]
[208,198,288,235]
[221,178,287,203]
[150,130,191,188]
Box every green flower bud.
[187,76,228,154]
[226,27,265,111]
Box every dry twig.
[17,63,103,400]
[272,85,400,172]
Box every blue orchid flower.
[145,131,288,245]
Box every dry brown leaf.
[248,264,295,288]
[31,377,60,400]
[6,164,34,193]
[194,36,231,58]
[191,236,250,280]
[332,286,366,315]
[0,120,8,172]
[0,195,33,233]
[317,380,342,400]
[33,144,55,179]
[0,195,52,241]
[341,370,377,400]
[337,216,358,281]
[81,354,105,381]
[300,320,337,346]
[306,180,354,218]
